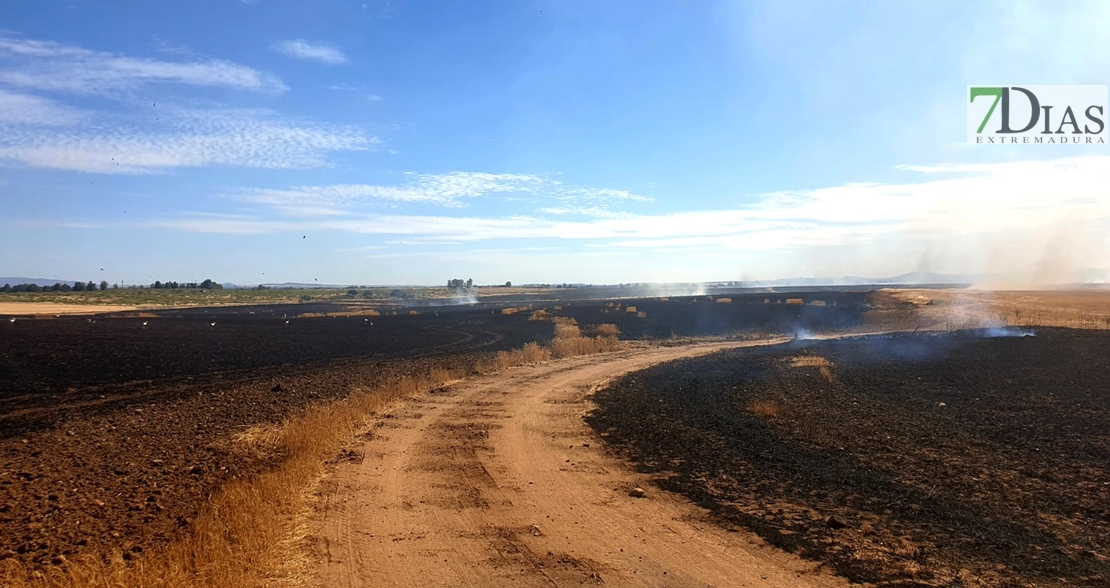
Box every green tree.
[86,281,96,292]
[99,280,109,291]
[1,284,10,293]
[73,281,85,292]
[504,281,512,287]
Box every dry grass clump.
[528,309,549,321]
[791,356,832,368]
[554,322,582,339]
[550,334,623,358]
[809,300,826,307]
[748,399,788,419]
[501,307,518,315]
[483,342,552,371]
[625,306,637,313]
[791,356,836,382]
[593,324,621,337]
[636,311,647,318]
[716,298,732,304]
[785,298,805,306]
[0,370,459,588]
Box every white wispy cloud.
[271,39,348,65]
[0,106,375,174]
[0,34,286,95]
[233,172,649,215]
[0,88,84,125]
[235,172,551,214]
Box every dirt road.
[308,341,854,587]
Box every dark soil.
[587,328,1110,587]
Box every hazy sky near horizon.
[2,0,1109,285]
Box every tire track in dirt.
[308,341,854,587]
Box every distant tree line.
[148,279,222,290]
[1,278,223,293]
[447,278,474,290]
[2,281,108,293]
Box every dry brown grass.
[869,288,1110,331]
[748,399,787,419]
[549,335,623,359]
[625,306,637,313]
[553,322,581,339]
[790,356,836,382]
[500,307,518,315]
[715,298,732,304]
[593,324,621,337]
[785,298,804,306]
[479,342,553,371]
[528,309,549,321]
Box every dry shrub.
[528,309,549,321]
[501,307,518,315]
[485,342,552,370]
[636,311,647,318]
[625,306,637,313]
[1,369,459,588]
[809,300,827,307]
[550,335,623,359]
[764,298,771,304]
[554,322,582,339]
[785,298,804,306]
[658,297,668,302]
[594,324,620,337]
[553,305,563,311]
[408,310,419,316]
[716,298,732,304]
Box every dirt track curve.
[309,341,854,587]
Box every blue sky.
[2,0,1109,286]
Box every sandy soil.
[307,341,852,588]
[0,302,142,316]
